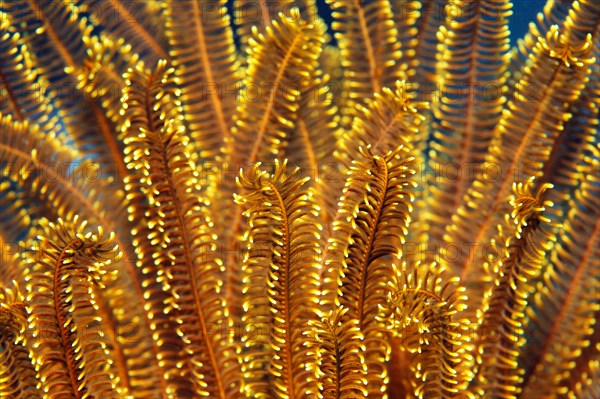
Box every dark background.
[282,0,544,46]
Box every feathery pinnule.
[236,160,321,398]
[120,60,242,398]
[0,282,40,399]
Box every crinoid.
[0,1,598,398]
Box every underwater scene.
[0,1,598,398]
